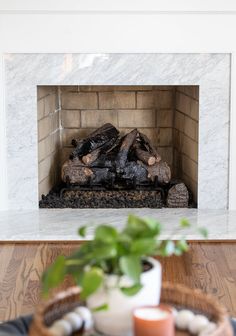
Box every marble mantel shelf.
[0,208,235,241]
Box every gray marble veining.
[0,208,235,241]
[4,53,231,209]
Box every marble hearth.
[0,209,235,241]
[4,53,230,210]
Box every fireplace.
[37,85,199,208]
[3,53,230,210]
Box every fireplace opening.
[37,85,198,208]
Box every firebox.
[37,85,198,208]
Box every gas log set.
[40,123,191,208]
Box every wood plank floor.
[0,242,235,321]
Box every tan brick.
[61,110,81,128]
[182,173,198,203]
[81,110,118,128]
[184,117,198,141]
[44,93,58,116]
[157,147,173,165]
[37,98,44,121]
[38,150,61,190]
[38,156,52,182]
[50,112,60,132]
[38,132,60,162]
[154,86,174,91]
[118,109,155,128]
[99,92,135,109]
[176,92,191,115]
[173,148,182,176]
[176,91,199,121]
[177,86,199,100]
[182,135,198,162]
[156,90,173,109]
[37,86,57,100]
[190,99,199,121]
[137,92,154,108]
[38,176,52,199]
[158,128,173,146]
[60,86,78,93]
[156,109,173,127]
[38,116,51,141]
[174,111,185,132]
[78,85,153,92]
[61,92,98,109]
[182,155,198,182]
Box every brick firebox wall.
[37,85,199,203]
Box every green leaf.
[42,256,66,295]
[131,238,157,255]
[81,267,104,299]
[198,227,208,238]
[120,283,143,296]
[180,218,191,228]
[142,218,162,236]
[78,226,87,237]
[119,255,141,283]
[91,303,109,312]
[126,214,148,238]
[160,240,175,257]
[93,243,117,260]
[176,239,189,253]
[95,225,118,243]
[125,214,161,239]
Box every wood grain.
[0,242,235,321]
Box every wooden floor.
[0,242,235,321]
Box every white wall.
[0,0,236,12]
[0,6,236,209]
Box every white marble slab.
[0,208,235,241]
[4,53,231,210]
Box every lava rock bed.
[39,188,164,208]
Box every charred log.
[166,183,189,208]
[70,123,119,159]
[135,147,156,166]
[121,161,149,184]
[61,158,93,185]
[81,137,118,165]
[139,132,161,162]
[139,160,171,184]
[116,129,138,170]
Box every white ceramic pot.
[86,257,162,336]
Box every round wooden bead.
[188,314,209,334]
[199,322,217,335]
[175,310,194,330]
[74,306,93,330]
[48,319,72,336]
[63,312,83,331]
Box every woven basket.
[29,283,233,336]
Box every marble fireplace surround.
[5,53,230,210]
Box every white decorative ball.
[175,310,194,330]
[188,314,209,334]
[74,306,93,330]
[48,319,72,336]
[63,312,83,331]
[199,322,217,335]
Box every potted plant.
[42,214,207,336]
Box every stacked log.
[166,183,189,208]
[61,124,171,187]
